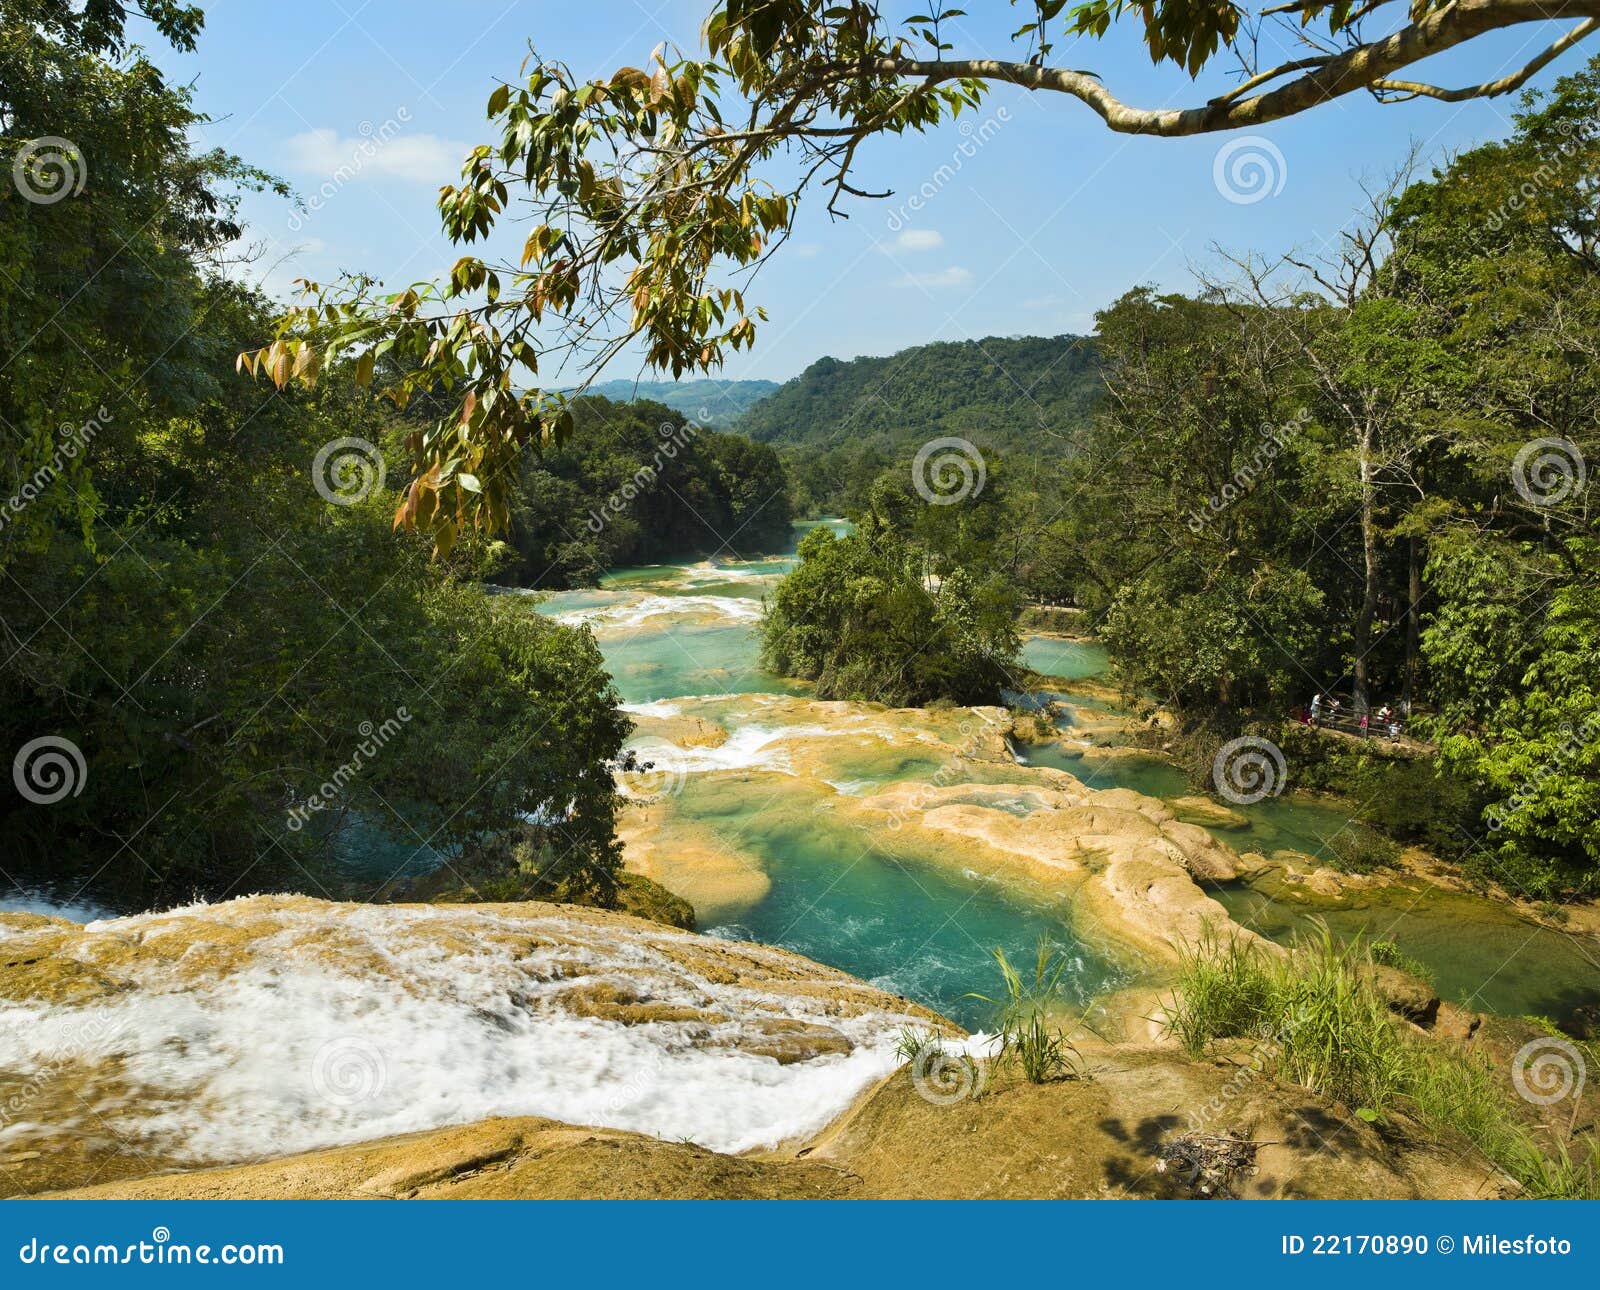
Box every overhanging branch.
[856,0,1600,135]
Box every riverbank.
[3,891,1524,1201]
[1005,645,1600,1032]
[42,1043,1508,1199]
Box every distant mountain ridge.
[579,377,780,426]
[733,335,1101,456]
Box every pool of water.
[338,545,1600,1031]
[1022,654,1600,1021]
[520,526,1128,1027]
[1209,878,1600,1020]
[1020,637,1109,680]
[704,815,1120,1031]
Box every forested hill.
[734,335,1102,454]
[581,378,780,426]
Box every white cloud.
[895,229,944,252]
[895,265,973,290]
[285,126,468,184]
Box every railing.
[1293,700,1432,751]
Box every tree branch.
[859,0,1600,136]
[1372,17,1600,101]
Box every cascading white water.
[0,898,957,1163]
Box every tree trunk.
[1401,534,1422,706]
[1352,425,1380,714]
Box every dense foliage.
[765,62,1600,898]
[737,336,1101,515]
[506,396,792,588]
[1040,69,1600,897]
[760,523,1020,706]
[0,11,631,910]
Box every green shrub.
[1268,926,1407,1114]
[1325,825,1402,874]
[760,526,1021,706]
[1370,939,1433,983]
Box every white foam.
[0,902,938,1163]
[0,889,113,926]
[681,560,772,583]
[619,699,686,718]
[625,721,891,778]
[554,593,762,631]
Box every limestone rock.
[1168,795,1251,830]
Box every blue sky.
[161,0,1593,383]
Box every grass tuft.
[970,937,1084,1084]
[1165,920,1599,1198]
